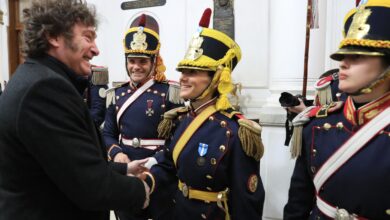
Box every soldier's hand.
[127,158,149,176]
[142,180,150,209]
[113,152,131,163]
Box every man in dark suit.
[0,1,149,219]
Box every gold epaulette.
[157,106,188,139]
[234,114,264,161]
[91,66,109,86]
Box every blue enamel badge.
[198,143,208,157]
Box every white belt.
[317,196,365,220]
[121,137,165,150]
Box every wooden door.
[8,0,32,76]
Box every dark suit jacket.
[0,56,145,220]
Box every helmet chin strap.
[347,65,390,96]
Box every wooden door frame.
[7,0,21,76]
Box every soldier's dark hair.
[22,0,97,58]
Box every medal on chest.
[197,143,208,166]
[146,99,154,116]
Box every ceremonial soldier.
[284,0,390,219]
[102,14,182,220]
[142,8,265,220]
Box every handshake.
[114,153,157,209]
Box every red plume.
[138,14,146,27]
[356,0,361,6]
[199,8,212,28]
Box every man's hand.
[127,158,149,176]
[113,152,131,163]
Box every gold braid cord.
[339,39,390,49]
[237,119,264,161]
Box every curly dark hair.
[23,0,97,58]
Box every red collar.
[343,91,390,125]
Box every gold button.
[211,158,217,165]
[206,187,212,191]
[127,89,131,93]
[116,96,119,100]
[386,209,390,215]
[312,149,317,157]
[115,106,119,111]
[336,122,344,129]
[161,104,166,108]
[147,89,151,92]
[323,123,331,130]
[208,116,214,121]
[219,145,226,152]
[226,131,231,137]
[220,121,227,127]
[161,93,166,97]
[206,175,213,179]
[121,92,125,96]
[178,116,182,120]
[153,90,158,94]
[201,214,207,219]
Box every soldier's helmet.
[331,0,390,61]
[176,8,242,111]
[330,0,390,94]
[123,14,166,81]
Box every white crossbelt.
[116,79,155,124]
[314,107,390,218]
[121,137,165,150]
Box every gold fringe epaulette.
[237,118,264,161]
[91,66,109,86]
[157,106,188,139]
[165,81,184,104]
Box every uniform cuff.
[107,144,122,161]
